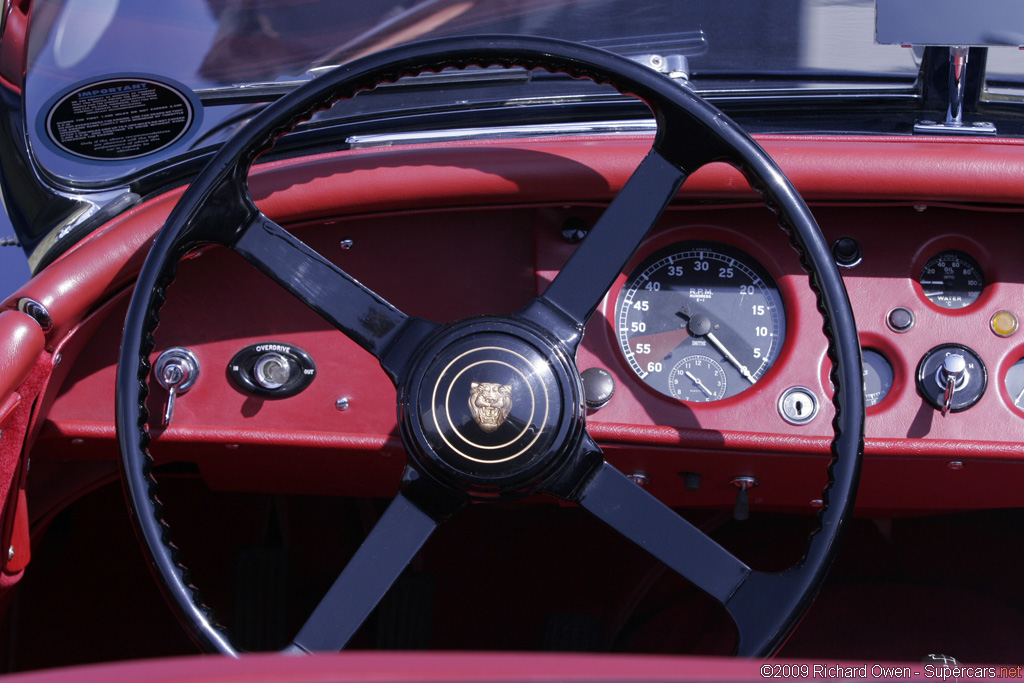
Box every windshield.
[19,0,1024,187]
[28,0,921,87]
[24,0,924,182]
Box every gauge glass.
[1004,358,1024,413]
[668,355,727,402]
[919,250,984,309]
[861,348,894,407]
[616,241,786,402]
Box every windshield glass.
[19,0,1014,185]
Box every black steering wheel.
[116,35,864,657]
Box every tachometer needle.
[685,371,715,397]
[705,331,756,385]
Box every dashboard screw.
[948,461,964,470]
[335,397,350,411]
[340,239,354,249]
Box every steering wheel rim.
[115,35,864,658]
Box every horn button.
[400,318,585,500]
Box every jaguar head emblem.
[468,382,513,433]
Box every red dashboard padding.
[0,311,43,406]
[0,311,46,582]
[0,651,901,683]
[4,135,1024,348]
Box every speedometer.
[615,241,786,402]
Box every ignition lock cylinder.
[916,344,987,415]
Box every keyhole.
[780,388,817,425]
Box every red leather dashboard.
[9,134,1024,516]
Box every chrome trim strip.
[346,119,657,148]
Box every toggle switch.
[154,347,200,426]
[730,476,759,521]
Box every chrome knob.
[936,353,969,416]
[254,352,292,390]
[940,353,967,383]
[155,347,200,426]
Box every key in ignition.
[916,344,987,414]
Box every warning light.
[991,310,1019,337]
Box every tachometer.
[616,241,786,402]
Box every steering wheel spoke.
[575,462,752,604]
[231,211,434,378]
[534,150,686,340]
[574,462,846,655]
[287,490,442,653]
[575,463,800,656]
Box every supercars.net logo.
[759,660,1023,679]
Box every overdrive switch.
[229,342,316,398]
[254,352,292,390]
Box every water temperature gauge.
[919,250,984,309]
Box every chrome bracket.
[629,53,690,82]
[914,46,996,136]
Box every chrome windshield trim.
[346,120,658,148]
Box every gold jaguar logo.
[468,382,512,432]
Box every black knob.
[581,367,615,409]
[831,237,862,267]
[887,306,915,333]
[561,216,589,243]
